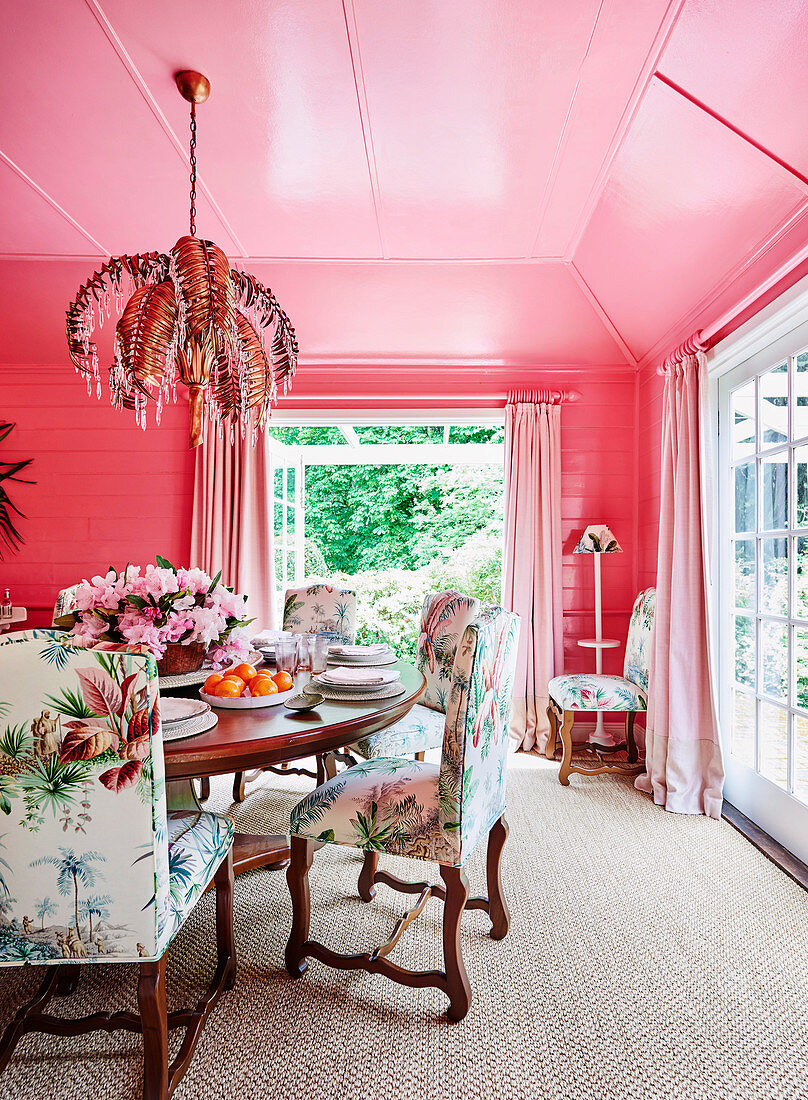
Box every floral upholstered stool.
[546,588,655,786]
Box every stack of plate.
[326,643,397,668]
[160,696,218,741]
[309,665,405,701]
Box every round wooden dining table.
[163,660,425,876]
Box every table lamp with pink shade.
[574,524,623,743]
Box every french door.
[718,336,808,861]
[267,442,305,615]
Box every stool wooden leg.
[625,712,638,764]
[558,710,575,786]
[545,705,559,759]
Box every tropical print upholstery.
[282,584,357,644]
[352,703,445,760]
[52,584,80,625]
[548,588,656,715]
[292,607,520,867]
[416,591,481,712]
[0,630,231,966]
[547,673,646,712]
[623,588,655,692]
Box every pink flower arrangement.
[62,557,252,667]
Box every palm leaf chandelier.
[66,70,298,448]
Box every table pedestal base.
[168,778,290,876]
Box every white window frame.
[711,274,808,862]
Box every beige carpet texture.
[1,753,807,1100]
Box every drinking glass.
[276,635,297,676]
[294,634,311,673]
[310,634,329,674]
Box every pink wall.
[637,365,664,592]
[1,363,641,669]
[1,366,195,628]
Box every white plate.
[160,697,211,725]
[200,687,296,710]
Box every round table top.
[162,660,426,780]
[576,638,620,649]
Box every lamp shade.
[574,524,622,554]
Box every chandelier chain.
[189,101,197,237]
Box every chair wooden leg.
[545,705,559,759]
[138,956,169,1100]
[286,836,316,978]
[56,967,80,996]
[414,751,425,762]
[214,848,237,990]
[439,865,471,1022]
[197,776,211,802]
[486,816,510,940]
[315,755,326,786]
[0,969,59,1073]
[358,851,379,902]
[324,752,338,781]
[625,712,639,764]
[232,771,247,803]
[558,710,575,786]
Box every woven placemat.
[159,650,264,690]
[305,679,406,702]
[161,710,218,742]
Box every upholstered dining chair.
[546,588,655,785]
[51,584,80,627]
[0,630,236,1100]
[285,606,520,1021]
[348,590,481,762]
[282,583,357,644]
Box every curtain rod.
[656,333,708,374]
[507,388,581,404]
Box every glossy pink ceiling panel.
[0,159,101,257]
[0,258,624,367]
[100,0,382,258]
[661,0,808,177]
[574,79,806,359]
[533,0,674,257]
[353,0,602,258]
[0,0,240,257]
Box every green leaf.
[207,569,222,593]
[155,555,176,572]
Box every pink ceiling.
[1,0,808,371]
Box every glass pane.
[731,689,755,768]
[731,380,756,460]
[286,505,296,536]
[287,465,296,495]
[796,444,808,528]
[762,450,788,530]
[734,615,755,688]
[797,537,808,619]
[734,462,755,533]
[795,627,808,711]
[761,620,787,701]
[761,537,788,616]
[286,550,296,582]
[759,362,788,446]
[733,539,755,610]
[759,701,788,789]
[795,352,808,442]
[795,715,808,803]
[274,466,282,497]
[274,501,283,535]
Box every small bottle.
[1,589,11,620]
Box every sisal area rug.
[1,753,807,1100]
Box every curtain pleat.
[502,394,563,752]
[190,430,277,631]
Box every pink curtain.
[502,390,564,752]
[635,352,724,817]
[190,429,277,631]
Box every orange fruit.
[214,679,244,698]
[232,662,258,682]
[203,673,224,695]
[221,673,246,686]
[249,677,279,696]
[272,671,294,692]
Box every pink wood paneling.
[575,79,806,361]
[0,368,195,627]
[637,365,664,591]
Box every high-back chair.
[0,630,235,1099]
[282,583,357,644]
[547,588,655,785]
[285,606,520,1021]
[350,589,481,760]
[51,584,80,627]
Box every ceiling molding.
[653,72,808,194]
[0,149,108,255]
[83,0,248,257]
[564,0,688,261]
[0,253,567,265]
[341,0,388,258]
[567,262,637,366]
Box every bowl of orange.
[200,664,297,709]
